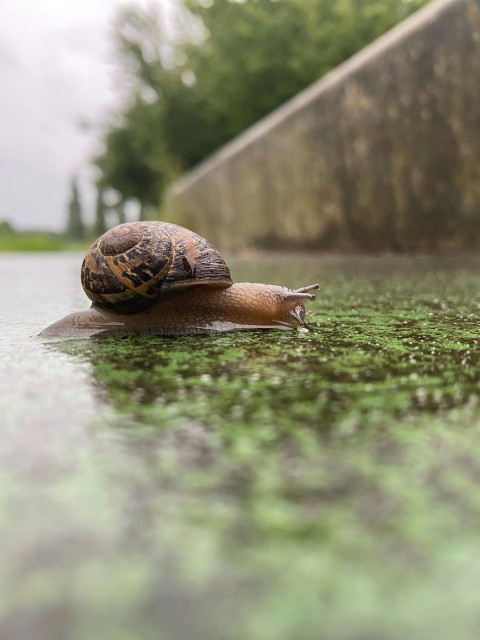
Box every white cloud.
[0,0,124,230]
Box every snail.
[40,221,319,338]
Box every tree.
[94,96,177,215]
[94,186,108,237]
[65,176,85,241]
[116,201,127,225]
[95,0,431,206]
[177,0,431,147]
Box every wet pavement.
[0,251,479,640]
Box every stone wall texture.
[167,0,480,252]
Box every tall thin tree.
[94,186,107,237]
[116,200,127,224]
[66,176,85,241]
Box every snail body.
[40,222,318,339]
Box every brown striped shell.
[81,222,233,313]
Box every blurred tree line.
[89,0,430,227]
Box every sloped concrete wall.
[167,0,480,252]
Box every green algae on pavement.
[57,256,479,437]
[2,254,480,640]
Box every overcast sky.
[0,0,157,231]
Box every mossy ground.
[2,254,479,639]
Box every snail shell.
[81,221,232,314]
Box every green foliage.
[95,97,172,208]
[180,0,429,144]
[95,0,431,208]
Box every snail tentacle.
[282,285,319,302]
[294,284,320,294]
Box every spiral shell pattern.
[81,222,232,313]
